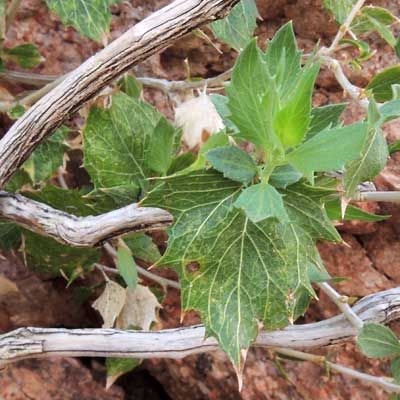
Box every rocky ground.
[0,0,400,399]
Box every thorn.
[342,240,351,249]
[340,196,350,219]
[233,349,248,392]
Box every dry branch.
[1,287,399,367]
[0,191,172,247]
[0,0,239,188]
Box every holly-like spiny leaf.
[84,92,180,189]
[142,170,333,366]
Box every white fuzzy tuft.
[175,92,225,149]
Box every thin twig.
[0,70,58,86]
[322,0,366,55]
[356,191,400,202]
[321,56,368,109]
[1,287,400,367]
[103,242,180,290]
[5,0,23,33]
[0,190,172,247]
[274,347,400,394]
[317,282,364,330]
[0,0,239,188]
[0,68,231,111]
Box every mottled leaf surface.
[84,92,179,188]
[344,100,388,198]
[209,0,259,51]
[46,0,122,41]
[142,170,333,366]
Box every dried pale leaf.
[175,92,225,149]
[92,280,126,328]
[0,275,19,297]
[116,284,161,330]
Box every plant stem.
[103,242,180,290]
[0,68,231,112]
[317,282,364,330]
[274,347,400,393]
[0,74,66,112]
[356,191,400,202]
[5,0,23,33]
[320,56,368,109]
[323,0,366,55]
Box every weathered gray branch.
[0,0,238,188]
[1,287,399,367]
[0,191,172,247]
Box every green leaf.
[380,99,400,123]
[351,7,396,46]
[23,231,99,278]
[286,122,368,180]
[396,36,400,59]
[273,62,320,148]
[281,184,341,242]
[118,74,142,99]
[145,116,177,175]
[6,169,32,192]
[226,40,281,153]
[367,66,400,102]
[23,126,69,184]
[323,0,357,24]
[117,246,138,289]
[390,140,400,154]
[83,185,140,214]
[84,92,178,188]
[0,0,5,40]
[344,100,388,198]
[264,21,302,97]
[209,0,259,51]
[172,132,230,177]
[3,44,42,68]
[205,145,257,184]
[210,94,239,134]
[269,164,302,189]
[142,170,322,366]
[392,356,400,383]
[234,183,288,223]
[307,103,347,139]
[339,39,374,68]
[106,357,141,382]
[0,222,21,250]
[357,323,400,358]
[8,104,26,119]
[325,199,390,221]
[167,152,197,175]
[45,0,122,41]
[123,233,161,264]
[24,186,94,216]
[307,263,332,283]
